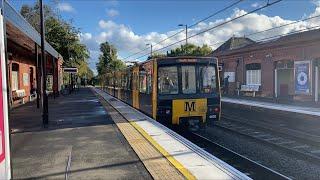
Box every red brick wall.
[216,40,320,101]
[9,55,36,103]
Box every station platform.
[94,88,250,180]
[10,88,151,179]
[11,87,250,179]
[222,97,320,117]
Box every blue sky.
[9,0,320,73]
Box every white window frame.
[246,69,261,85]
[11,71,18,91]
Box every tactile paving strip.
[96,94,185,180]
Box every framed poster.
[23,73,29,86]
[224,72,235,82]
[294,61,311,95]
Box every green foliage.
[96,41,125,76]
[77,61,94,80]
[20,1,92,82]
[168,44,212,57]
[147,52,166,60]
[20,3,55,33]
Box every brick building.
[3,2,63,107]
[213,29,320,103]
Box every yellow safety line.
[130,121,196,180]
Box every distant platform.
[222,97,320,117]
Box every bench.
[239,85,260,97]
[12,89,26,104]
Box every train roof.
[123,56,218,71]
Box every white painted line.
[310,150,320,154]
[276,141,295,145]
[292,145,309,149]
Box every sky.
[9,0,320,74]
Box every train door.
[132,66,139,109]
[139,61,153,116]
[152,59,157,119]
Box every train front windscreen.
[158,64,218,95]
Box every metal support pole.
[52,56,56,99]
[35,43,40,108]
[274,69,278,98]
[113,71,116,97]
[40,0,48,127]
[315,66,318,102]
[69,73,71,94]
[185,25,188,45]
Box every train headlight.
[209,106,220,113]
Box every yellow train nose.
[172,98,207,125]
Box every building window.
[246,63,261,85]
[12,63,19,91]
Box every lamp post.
[40,0,48,127]
[146,43,153,58]
[178,24,188,45]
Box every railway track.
[180,131,290,180]
[217,115,320,166]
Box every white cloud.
[82,3,320,72]
[57,2,75,12]
[251,2,260,8]
[107,9,119,17]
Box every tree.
[96,41,125,76]
[147,52,166,60]
[168,44,212,57]
[20,1,92,82]
[96,41,125,86]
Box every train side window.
[199,65,217,93]
[127,73,132,90]
[139,71,147,93]
[146,72,152,94]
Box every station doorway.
[275,61,294,98]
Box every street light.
[146,43,153,57]
[178,24,188,45]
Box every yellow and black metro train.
[105,56,221,131]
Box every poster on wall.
[46,75,53,92]
[224,72,235,82]
[23,73,29,86]
[294,60,311,95]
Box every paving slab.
[10,88,151,179]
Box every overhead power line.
[203,25,320,56]
[135,0,283,60]
[253,25,320,42]
[123,0,245,60]
[207,13,320,47]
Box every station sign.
[63,67,78,74]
